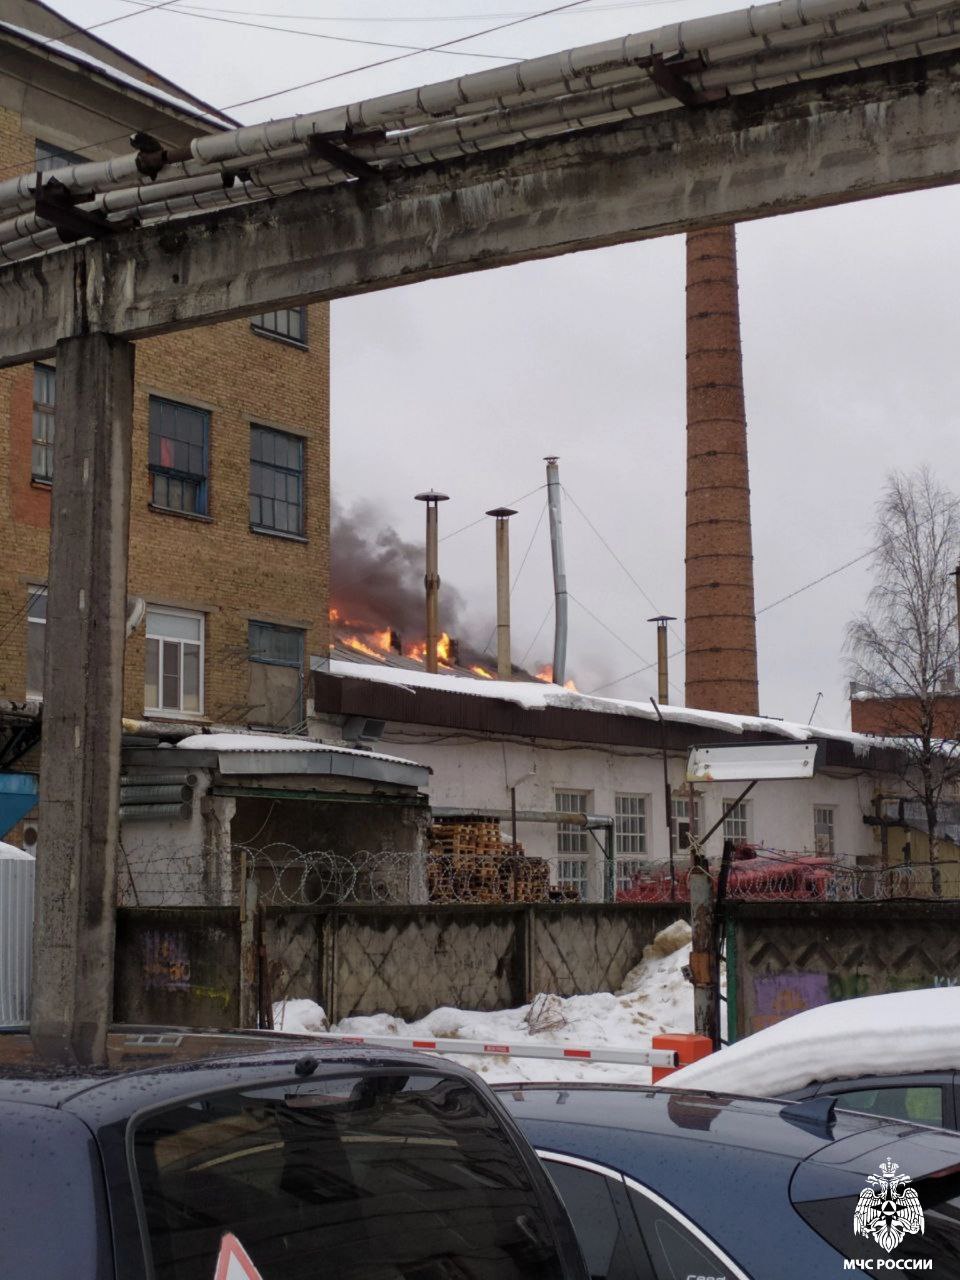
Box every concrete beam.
[31,333,134,1065]
[2,50,960,366]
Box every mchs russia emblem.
[854,1159,925,1253]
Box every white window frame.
[813,805,836,855]
[723,798,752,845]
[556,790,590,855]
[616,858,646,895]
[671,793,700,856]
[145,607,204,716]
[614,793,647,856]
[556,857,589,899]
[26,586,47,698]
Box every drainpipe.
[544,456,567,685]
[415,490,449,673]
[487,506,516,680]
[648,615,676,706]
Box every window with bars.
[35,139,85,171]
[814,805,836,855]
[557,858,588,899]
[149,397,210,515]
[145,609,203,715]
[616,858,645,895]
[26,588,47,697]
[723,799,752,845]
[671,794,700,857]
[614,793,647,855]
[250,425,304,536]
[32,364,55,482]
[251,308,307,345]
[555,790,589,855]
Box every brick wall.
[0,106,330,728]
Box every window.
[248,621,304,728]
[250,425,304,536]
[628,1178,745,1280]
[148,397,209,515]
[132,1072,566,1280]
[814,805,835,854]
[35,139,85,171]
[616,859,645,896]
[545,1158,649,1280]
[671,793,700,857]
[145,609,203,715]
[32,364,55,482]
[26,588,46,697]
[723,798,752,845]
[615,794,647,855]
[250,307,307,345]
[829,1085,943,1127]
[556,790,589,855]
[557,858,589,899]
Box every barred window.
[149,397,209,516]
[723,799,752,845]
[814,805,835,854]
[557,858,588,899]
[615,793,647,855]
[616,858,645,895]
[250,425,304,535]
[556,790,589,855]
[32,364,55,482]
[251,308,307,345]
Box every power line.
[440,484,544,543]
[39,0,185,44]
[110,0,523,60]
[127,0,713,20]
[481,498,548,655]
[521,601,553,666]
[569,593,649,662]
[561,484,683,645]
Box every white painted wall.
[376,724,882,898]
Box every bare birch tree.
[847,468,960,886]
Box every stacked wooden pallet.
[427,818,550,904]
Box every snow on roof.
[175,731,418,769]
[327,659,874,752]
[0,21,231,130]
[664,988,960,1096]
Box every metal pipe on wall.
[415,490,449,674]
[544,457,568,686]
[487,507,517,680]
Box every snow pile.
[273,920,697,1084]
[666,986,960,1097]
[0,842,32,861]
[175,732,415,765]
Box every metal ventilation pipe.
[648,615,677,706]
[544,457,568,686]
[486,507,517,680]
[415,490,449,673]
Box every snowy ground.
[274,919,697,1084]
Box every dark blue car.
[498,1081,960,1279]
[0,1027,586,1280]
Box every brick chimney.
[685,225,759,715]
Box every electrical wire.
[109,0,524,61]
[481,498,548,655]
[37,0,186,44]
[120,0,718,21]
[439,484,544,543]
[520,601,553,666]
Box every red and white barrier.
[290,1030,687,1070]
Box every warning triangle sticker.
[214,1233,264,1280]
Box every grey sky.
[46,0,960,725]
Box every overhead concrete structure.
[685,226,760,716]
[10,0,960,1060]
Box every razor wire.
[115,841,959,909]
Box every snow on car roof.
[664,987,960,1097]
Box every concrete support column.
[684,225,759,715]
[201,794,237,906]
[31,333,134,1065]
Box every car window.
[627,1179,749,1280]
[830,1086,943,1127]
[132,1070,571,1280]
[544,1157,653,1280]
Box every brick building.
[0,7,330,754]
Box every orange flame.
[470,665,494,680]
[535,664,577,691]
[329,606,341,623]
[437,632,452,664]
[342,635,387,661]
[564,678,578,692]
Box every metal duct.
[544,457,568,686]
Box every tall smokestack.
[487,506,516,680]
[648,615,676,706]
[685,225,759,715]
[415,490,449,674]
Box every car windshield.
[133,1069,569,1280]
